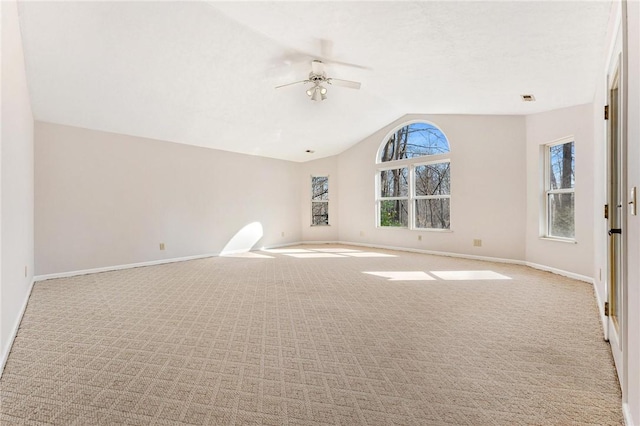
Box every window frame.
[310,175,330,226]
[542,137,576,241]
[412,159,451,230]
[377,165,410,228]
[375,121,452,231]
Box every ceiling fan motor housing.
[308,72,327,83]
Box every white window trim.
[542,136,576,241]
[412,160,451,230]
[311,175,330,226]
[377,166,410,228]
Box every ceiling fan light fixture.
[306,84,327,101]
[311,88,323,102]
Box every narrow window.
[545,140,575,239]
[414,162,451,229]
[379,168,409,227]
[311,176,329,226]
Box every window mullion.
[409,165,415,229]
[548,188,575,195]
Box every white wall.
[1,0,35,372]
[35,122,302,275]
[300,155,339,242]
[524,104,595,279]
[337,113,527,261]
[623,0,639,422]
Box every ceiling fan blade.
[275,80,309,89]
[323,59,371,71]
[311,60,325,75]
[285,53,370,71]
[327,78,361,90]
[316,39,371,70]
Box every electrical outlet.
[359,230,365,237]
[159,243,165,250]
[24,266,27,277]
[418,235,422,241]
[281,231,285,237]
[473,239,482,247]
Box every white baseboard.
[34,242,306,282]
[299,240,340,245]
[0,278,36,378]
[34,252,221,282]
[524,261,593,283]
[622,402,634,426]
[591,275,608,340]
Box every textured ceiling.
[17,1,612,162]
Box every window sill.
[539,237,577,244]
[310,224,331,227]
[377,226,453,233]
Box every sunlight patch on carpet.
[364,271,436,281]
[285,253,346,258]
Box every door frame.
[606,53,625,379]
[604,2,628,399]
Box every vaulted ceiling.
[18,1,612,162]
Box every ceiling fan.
[275,60,361,102]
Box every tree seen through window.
[311,176,329,226]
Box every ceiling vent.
[521,94,536,102]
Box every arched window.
[377,122,451,229]
[379,122,450,162]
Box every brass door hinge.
[604,105,609,120]
[604,204,609,219]
[604,301,610,316]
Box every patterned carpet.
[0,245,623,425]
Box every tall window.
[379,168,409,227]
[414,162,451,229]
[311,176,329,226]
[377,122,451,229]
[544,139,575,239]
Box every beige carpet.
[0,245,623,425]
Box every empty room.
[1,1,639,425]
